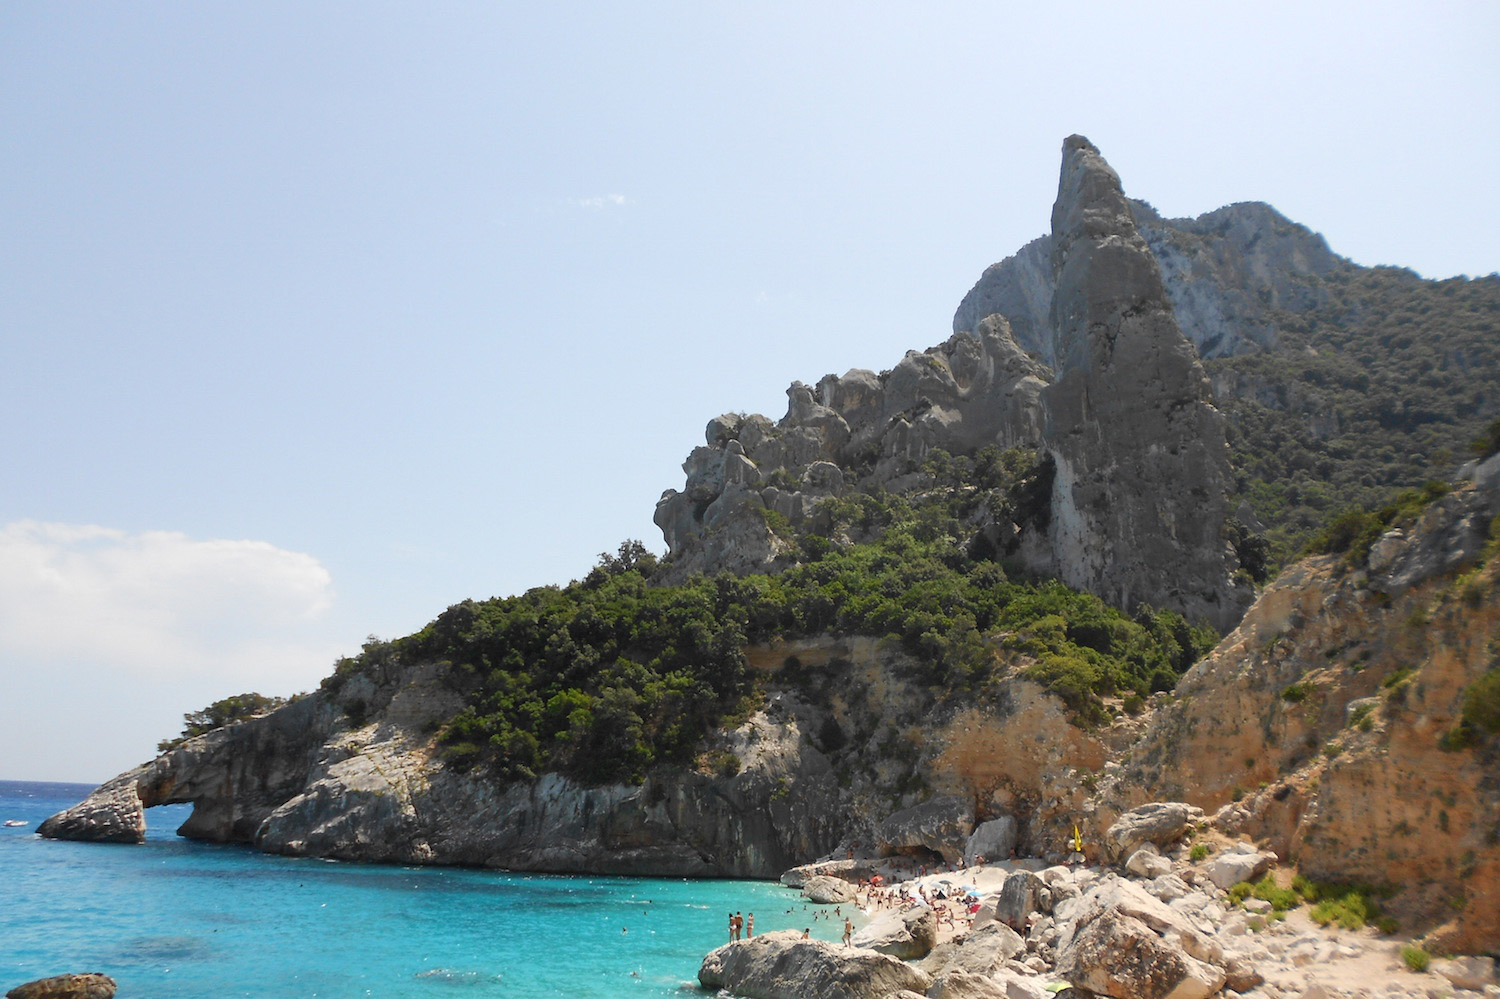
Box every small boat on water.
[4,820,29,827]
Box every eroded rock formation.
[1039,135,1246,630]
[653,136,1250,628]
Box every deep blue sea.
[0,780,836,998]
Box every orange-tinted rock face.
[1114,481,1500,949]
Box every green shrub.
[1305,508,1385,561]
[1438,723,1477,752]
[1382,666,1414,690]
[1282,682,1311,703]
[1401,943,1430,972]
[1306,882,1381,930]
[1471,416,1500,460]
[1190,843,1209,862]
[1251,873,1300,912]
[1462,668,1500,735]
[704,750,741,778]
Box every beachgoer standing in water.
[842,917,853,946]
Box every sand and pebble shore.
[704,843,1497,999]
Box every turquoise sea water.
[0,780,840,998]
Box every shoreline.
[750,849,1493,999]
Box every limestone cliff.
[656,136,1250,628]
[1107,454,1500,952]
[41,657,843,875]
[952,197,1342,364]
[1038,135,1246,630]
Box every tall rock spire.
[1039,136,1249,629]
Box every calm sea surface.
[0,780,835,998]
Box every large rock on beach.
[1200,844,1275,890]
[994,870,1051,930]
[921,920,1026,978]
[6,974,116,999]
[964,815,1018,864]
[781,858,880,888]
[850,905,937,959]
[875,795,973,863]
[928,969,1048,999]
[698,931,931,999]
[1055,877,1226,999]
[1103,802,1204,862]
[1433,954,1498,990]
[1125,844,1174,879]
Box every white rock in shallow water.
[802,874,856,904]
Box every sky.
[3,2,1498,783]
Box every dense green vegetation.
[1210,267,1500,569]
[376,476,1214,785]
[156,692,290,753]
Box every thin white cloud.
[0,520,336,686]
[569,193,631,210]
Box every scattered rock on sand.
[698,930,931,999]
[1200,842,1276,890]
[1433,953,1498,990]
[6,974,116,999]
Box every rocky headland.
[40,137,1500,997]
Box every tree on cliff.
[157,692,289,752]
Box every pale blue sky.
[4,2,1497,782]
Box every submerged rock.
[5,974,116,999]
